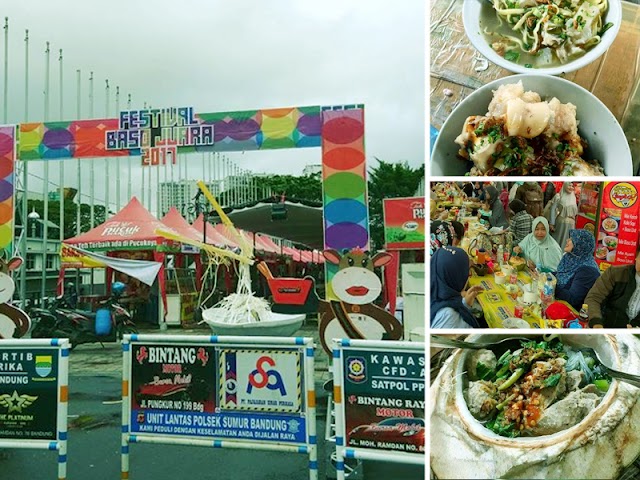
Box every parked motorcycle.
[31,282,138,347]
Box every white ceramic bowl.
[463,0,621,76]
[431,74,632,176]
[494,271,508,285]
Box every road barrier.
[0,338,70,480]
[331,339,425,479]
[121,334,317,480]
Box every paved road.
[1,324,425,479]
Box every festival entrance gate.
[0,104,369,298]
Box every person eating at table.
[508,198,533,245]
[430,220,464,254]
[554,229,601,311]
[584,245,640,329]
[483,186,509,229]
[512,217,563,272]
[431,246,483,329]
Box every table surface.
[430,0,640,173]
[468,269,578,328]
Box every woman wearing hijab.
[431,246,483,328]
[549,183,578,249]
[483,185,509,229]
[513,217,563,271]
[430,220,464,254]
[509,199,533,245]
[554,229,601,310]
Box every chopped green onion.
[594,379,610,392]
[505,51,520,63]
[599,22,614,36]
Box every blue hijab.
[430,246,479,327]
[555,229,599,287]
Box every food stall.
[160,207,205,327]
[61,197,181,328]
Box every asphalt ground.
[0,321,425,479]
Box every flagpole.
[74,68,81,289]
[89,71,95,294]
[19,28,29,305]
[42,41,50,301]
[89,71,94,227]
[58,49,64,248]
[3,18,8,123]
[76,70,81,235]
[127,93,132,203]
[115,86,120,212]
[105,79,110,218]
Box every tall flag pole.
[42,41,50,301]
[105,79,110,218]
[75,70,81,234]
[127,93,132,203]
[141,101,146,208]
[3,18,8,123]
[19,28,29,305]
[89,71,95,294]
[89,71,94,227]
[74,68,81,288]
[115,86,120,211]
[58,49,64,246]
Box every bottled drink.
[542,274,555,306]
[578,303,589,327]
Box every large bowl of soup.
[430,74,632,176]
[462,0,621,76]
[430,333,640,479]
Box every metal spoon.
[573,345,640,389]
[430,335,532,351]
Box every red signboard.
[595,182,640,271]
[383,197,425,250]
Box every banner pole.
[121,337,131,479]
[58,339,70,480]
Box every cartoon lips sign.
[346,286,370,296]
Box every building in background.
[159,180,222,220]
[302,164,322,176]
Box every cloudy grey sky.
[2,0,424,214]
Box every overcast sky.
[2,0,424,214]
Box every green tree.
[367,159,425,251]
[218,172,322,206]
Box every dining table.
[430,0,640,173]
[467,268,579,328]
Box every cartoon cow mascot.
[0,254,31,340]
[318,248,403,355]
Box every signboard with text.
[339,346,425,455]
[595,182,640,271]
[0,347,60,441]
[128,342,308,445]
[105,107,215,166]
[383,197,425,250]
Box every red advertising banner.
[595,182,640,271]
[383,197,425,250]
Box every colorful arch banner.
[0,125,15,252]
[18,106,322,160]
[321,107,369,298]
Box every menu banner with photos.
[595,182,640,271]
